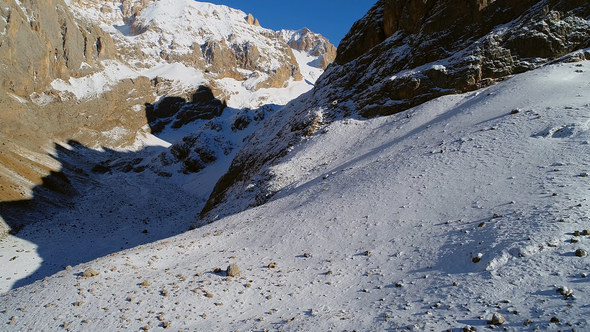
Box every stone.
[226,264,240,277]
[82,267,100,278]
[488,312,506,325]
[246,13,255,25]
[575,249,587,257]
[557,286,574,298]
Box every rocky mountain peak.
[66,0,337,91]
[246,13,260,26]
[279,28,337,69]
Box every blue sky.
[206,0,377,46]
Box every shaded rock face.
[198,0,590,223]
[146,86,227,134]
[327,0,590,117]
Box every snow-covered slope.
[198,0,590,224]
[2,57,589,331]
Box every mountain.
[0,0,335,237]
[2,39,590,332]
[1,0,590,331]
[199,0,590,223]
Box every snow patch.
[50,61,139,100]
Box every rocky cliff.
[327,0,590,117]
[0,0,151,219]
[68,0,324,90]
[199,0,590,224]
[0,0,117,96]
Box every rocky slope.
[199,0,590,223]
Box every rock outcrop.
[326,0,590,117]
[0,0,154,236]
[280,28,337,69]
[246,13,260,26]
[198,0,590,223]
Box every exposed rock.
[575,249,587,257]
[226,264,240,277]
[67,0,309,92]
[326,0,590,117]
[0,0,117,95]
[81,267,100,278]
[557,285,574,298]
[281,28,337,69]
[487,312,506,325]
[246,13,260,26]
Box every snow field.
[1,60,589,331]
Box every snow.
[50,61,139,100]
[140,62,207,88]
[2,58,590,331]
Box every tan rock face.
[0,0,117,96]
[70,0,307,91]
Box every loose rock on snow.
[487,312,506,325]
[226,264,240,277]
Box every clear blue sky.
[206,0,377,46]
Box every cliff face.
[325,0,590,117]
[0,0,117,95]
[0,0,149,216]
[68,0,330,90]
[198,0,590,223]
[280,28,337,69]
